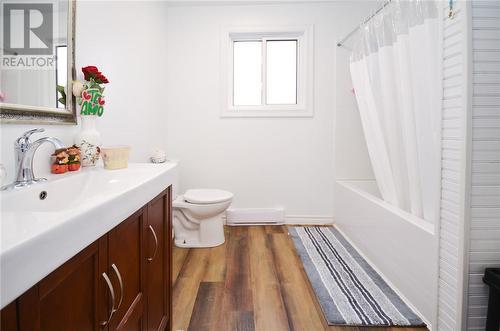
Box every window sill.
[221,107,313,118]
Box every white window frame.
[220,25,314,118]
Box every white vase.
[75,115,102,167]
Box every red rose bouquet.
[72,66,109,97]
[82,66,109,85]
[73,66,109,117]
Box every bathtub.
[334,180,438,328]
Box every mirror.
[0,0,76,124]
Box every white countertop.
[0,162,178,309]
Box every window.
[221,26,313,117]
[233,39,297,106]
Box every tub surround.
[0,162,178,309]
[334,180,437,327]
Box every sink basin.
[2,172,89,213]
[2,165,170,213]
[0,162,178,309]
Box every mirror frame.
[0,0,77,125]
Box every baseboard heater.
[226,208,285,226]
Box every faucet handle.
[16,128,45,147]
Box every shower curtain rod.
[336,0,392,48]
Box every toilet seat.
[184,189,233,204]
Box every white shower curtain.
[350,0,442,223]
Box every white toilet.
[173,189,233,248]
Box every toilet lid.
[184,189,233,204]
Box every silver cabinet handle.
[111,264,124,310]
[147,225,158,262]
[101,272,116,327]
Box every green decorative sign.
[80,88,105,116]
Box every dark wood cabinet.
[108,208,146,331]
[1,302,17,331]
[145,189,172,331]
[15,237,108,331]
[0,187,172,331]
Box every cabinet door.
[108,208,146,331]
[17,238,108,331]
[1,302,18,331]
[145,187,172,331]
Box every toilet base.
[173,212,226,248]
[174,237,225,248]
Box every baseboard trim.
[222,214,334,226]
[284,215,334,225]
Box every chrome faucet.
[1,128,65,190]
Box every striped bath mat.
[289,226,425,327]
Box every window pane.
[233,41,262,106]
[266,40,297,105]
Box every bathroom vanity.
[0,163,177,331]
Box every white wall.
[164,1,378,220]
[0,1,169,184]
[334,47,374,180]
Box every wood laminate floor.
[172,226,428,331]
